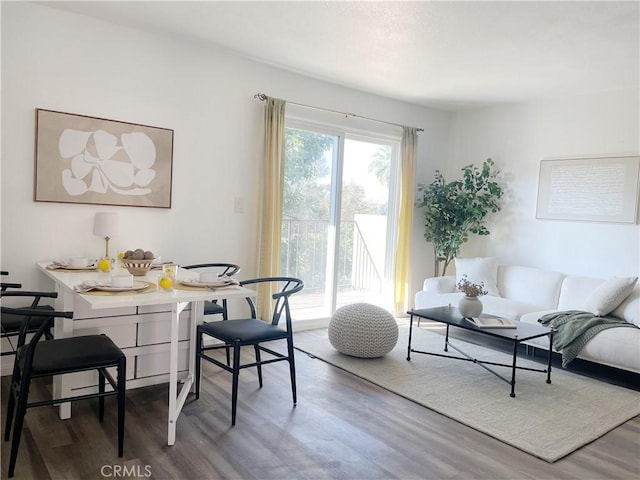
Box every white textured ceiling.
[42,1,639,110]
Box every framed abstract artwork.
[536,156,640,223]
[34,109,174,208]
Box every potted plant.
[456,274,488,297]
[456,274,487,318]
[415,158,504,276]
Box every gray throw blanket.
[538,310,638,367]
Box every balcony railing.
[281,218,382,295]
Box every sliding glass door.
[280,127,337,321]
[281,122,399,324]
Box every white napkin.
[73,280,110,293]
[218,275,240,286]
[48,260,96,269]
[205,275,240,288]
[48,261,71,269]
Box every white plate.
[178,278,237,288]
[93,281,149,292]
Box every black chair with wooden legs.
[1,271,22,291]
[183,263,241,365]
[0,270,53,357]
[2,292,127,478]
[195,277,303,425]
[181,263,240,320]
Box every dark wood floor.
[1,328,639,480]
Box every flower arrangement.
[456,274,488,297]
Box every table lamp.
[93,212,118,259]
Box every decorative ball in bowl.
[121,248,155,276]
[121,258,154,276]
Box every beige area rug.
[295,326,640,463]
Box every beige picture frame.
[34,109,174,208]
[536,156,640,224]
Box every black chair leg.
[8,407,25,478]
[4,383,16,441]
[4,362,22,442]
[98,369,105,422]
[8,377,31,478]
[254,344,263,388]
[117,357,126,457]
[195,330,202,399]
[231,341,241,426]
[287,336,297,406]
[222,299,228,321]
[222,299,231,365]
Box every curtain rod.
[254,93,424,132]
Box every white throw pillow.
[454,257,500,297]
[585,276,638,316]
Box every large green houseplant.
[416,158,504,276]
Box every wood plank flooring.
[1,329,639,480]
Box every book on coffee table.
[468,316,516,329]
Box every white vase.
[458,295,483,318]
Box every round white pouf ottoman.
[328,303,398,358]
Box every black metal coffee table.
[407,306,554,397]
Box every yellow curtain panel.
[394,127,417,314]
[257,97,286,319]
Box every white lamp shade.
[93,212,118,238]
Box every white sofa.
[414,264,640,374]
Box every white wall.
[448,89,640,278]
[1,2,450,300]
[5,3,635,312]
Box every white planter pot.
[458,295,483,318]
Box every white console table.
[37,262,255,445]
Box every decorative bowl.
[122,258,154,276]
